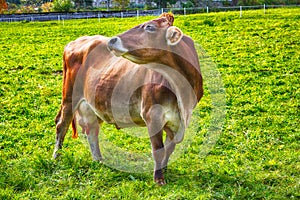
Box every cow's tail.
[71,116,78,139]
[62,49,79,139]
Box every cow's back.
[64,35,110,73]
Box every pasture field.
[0,8,299,199]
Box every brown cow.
[53,13,203,185]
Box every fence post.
[98,13,100,22]
[121,12,123,18]
[58,15,60,21]
[207,6,209,13]
[137,10,139,18]
[264,4,266,14]
[161,8,164,14]
[240,6,242,18]
[184,7,186,16]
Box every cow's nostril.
[107,36,128,56]
[109,37,118,45]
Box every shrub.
[19,5,35,13]
[41,2,54,12]
[53,0,73,12]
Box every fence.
[0,4,299,22]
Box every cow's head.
[108,13,183,64]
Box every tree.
[73,0,93,9]
[182,0,194,8]
[6,0,21,5]
[0,0,8,13]
[20,0,44,6]
[154,0,168,8]
[232,0,238,5]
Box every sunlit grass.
[0,8,299,199]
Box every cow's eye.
[145,24,156,32]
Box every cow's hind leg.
[53,104,73,159]
[78,101,102,161]
[86,122,102,161]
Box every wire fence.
[0,4,299,22]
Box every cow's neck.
[144,46,203,130]
[159,48,203,102]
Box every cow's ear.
[166,26,183,46]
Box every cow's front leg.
[150,130,166,186]
[53,104,73,159]
[145,105,166,185]
[161,134,176,170]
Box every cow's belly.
[82,60,147,128]
[95,99,145,128]
[78,97,180,131]
[78,98,145,128]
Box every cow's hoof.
[92,157,103,162]
[155,178,166,186]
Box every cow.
[53,13,203,185]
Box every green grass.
[1,8,299,199]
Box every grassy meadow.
[0,8,299,199]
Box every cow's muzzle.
[107,37,128,57]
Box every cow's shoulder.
[65,35,108,53]
[64,35,109,65]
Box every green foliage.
[237,0,263,6]
[114,0,130,10]
[53,0,73,12]
[182,0,194,8]
[20,0,43,6]
[237,0,300,5]
[0,8,299,199]
[73,0,93,9]
[203,19,215,26]
[6,0,21,5]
